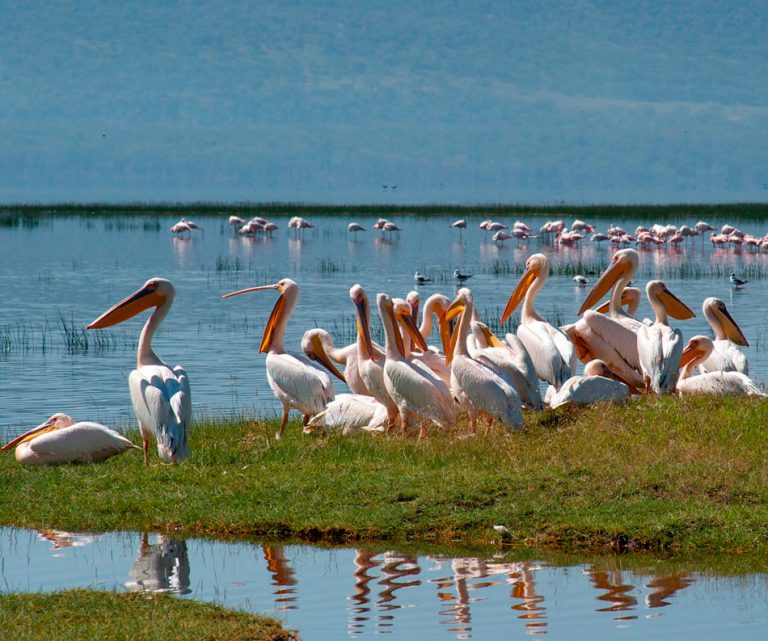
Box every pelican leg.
[142,436,150,466]
[276,404,290,440]
[417,421,427,440]
[399,407,410,435]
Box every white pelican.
[304,394,388,434]
[565,250,644,387]
[595,287,641,316]
[377,292,455,438]
[87,278,191,465]
[392,297,450,387]
[301,328,370,396]
[469,321,542,410]
[501,253,575,389]
[222,279,344,439]
[548,360,634,409]
[699,297,749,374]
[677,336,764,397]
[443,289,522,431]
[350,284,399,431]
[637,280,695,394]
[2,413,138,465]
[413,292,452,351]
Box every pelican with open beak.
[2,413,138,465]
[637,280,695,394]
[223,278,343,439]
[501,253,575,390]
[88,278,190,465]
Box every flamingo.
[637,280,695,394]
[228,215,245,233]
[87,278,191,465]
[222,279,344,439]
[347,222,366,238]
[442,289,522,431]
[548,360,634,409]
[451,219,467,238]
[2,413,138,465]
[677,336,764,397]
[699,297,749,374]
[501,253,575,389]
[377,292,455,438]
[170,221,192,237]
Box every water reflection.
[2,528,767,640]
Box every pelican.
[699,297,749,374]
[414,292,452,350]
[578,249,643,332]
[87,278,191,465]
[595,287,641,316]
[501,253,575,389]
[2,413,138,465]
[392,297,450,387]
[637,280,695,394]
[469,321,542,410]
[548,360,633,409]
[377,292,455,437]
[305,394,388,434]
[222,279,344,439]
[301,328,370,395]
[677,336,764,396]
[443,289,522,431]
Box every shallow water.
[1,527,767,640]
[2,212,767,437]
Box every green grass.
[0,590,296,641]
[2,396,768,554]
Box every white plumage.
[677,336,764,397]
[548,360,631,409]
[699,297,749,374]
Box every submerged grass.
[2,396,768,554]
[0,590,296,641]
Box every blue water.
[1,213,767,437]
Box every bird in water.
[414,271,431,285]
[453,269,472,282]
[730,272,748,287]
[573,275,590,286]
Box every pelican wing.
[477,344,542,410]
[550,376,629,408]
[678,372,764,396]
[517,321,573,389]
[266,352,334,416]
[307,394,388,432]
[699,340,749,375]
[637,324,682,394]
[27,423,138,464]
[129,364,191,463]
[384,359,454,427]
[451,356,522,429]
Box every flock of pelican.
[3,243,760,467]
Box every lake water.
[1,527,766,640]
[2,212,768,438]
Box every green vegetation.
[0,590,296,641]
[2,396,768,554]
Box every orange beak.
[222,283,284,353]
[2,416,58,451]
[87,284,164,329]
[501,265,538,324]
[578,258,630,315]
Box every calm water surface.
[1,528,766,640]
[2,213,768,436]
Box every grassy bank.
[1,201,767,221]
[2,396,768,553]
[0,590,296,641]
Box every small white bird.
[730,272,748,287]
[414,271,431,285]
[573,275,590,285]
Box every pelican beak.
[578,258,630,314]
[384,298,406,357]
[308,334,346,383]
[478,323,506,348]
[501,265,538,323]
[87,283,164,329]
[595,287,635,314]
[438,312,453,357]
[658,287,696,320]
[679,343,706,367]
[397,309,429,352]
[2,417,58,451]
[354,295,376,360]
[441,300,465,365]
[222,283,284,353]
[717,306,749,346]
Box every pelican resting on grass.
[222,278,345,439]
[699,297,749,374]
[637,280,695,394]
[547,360,634,409]
[2,413,137,465]
[304,394,388,434]
[87,278,191,465]
[677,336,764,397]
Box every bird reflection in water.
[36,529,100,552]
[348,549,381,635]
[584,564,639,620]
[125,532,191,595]
[171,236,194,268]
[645,573,694,608]
[377,552,422,631]
[262,544,298,611]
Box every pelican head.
[679,335,715,368]
[440,288,474,365]
[2,413,76,451]
[501,253,549,323]
[595,287,641,316]
[300,330,346,383]
[87,278,175,329]
[406,291,420,325]
[392,298,429,352]
[470,320,506,349]
[222,278,298,353]
[646,280,696,320]
[350,284,376,359]
[578,249,639,314]
[702,297,748,346]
